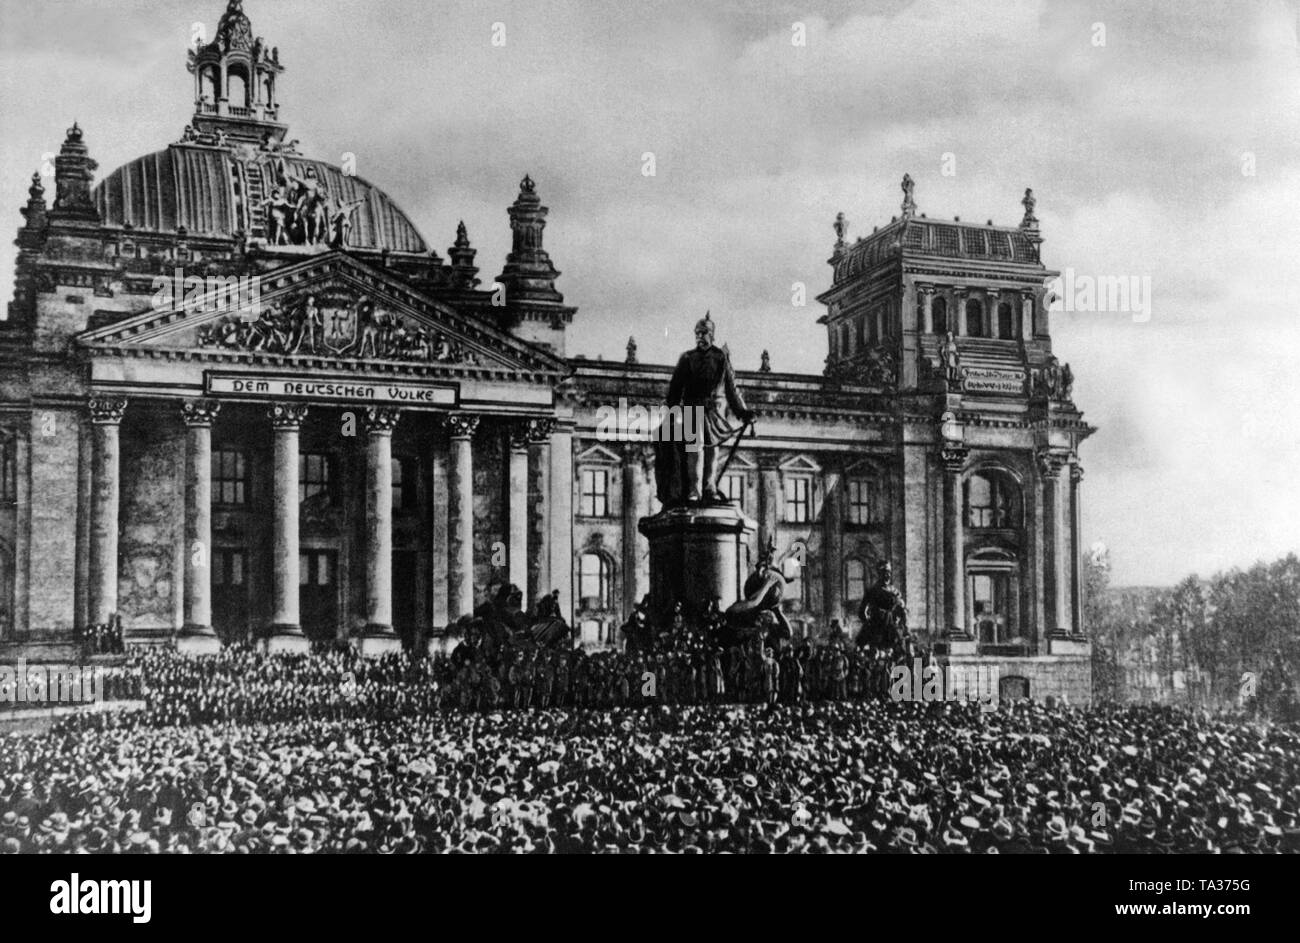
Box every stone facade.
[0,2,1095,702]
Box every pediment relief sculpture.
[195,288,484,365]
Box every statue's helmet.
[876,560,893,580]
[693,311,715,342]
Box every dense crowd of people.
[76,615,125,657]
[0,643,1296,854]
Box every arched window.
[227,68,249,107]
[782,545,810,611]
[997,302,1015,340]
[932,296,948,334]
[965,471,1019,529]
[199,67,217,103]
[965,299,984,337]
[578,553,613,610]
[579,619,602,646]
[845,558,867,609]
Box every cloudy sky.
[1,0,1297,586]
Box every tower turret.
[49,123,99,222]
[495,175,575,354]
[187,0,288,145]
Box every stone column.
[1023,290,1039,339]
[953,288,968,336]
[548,423,575,625]
[508,423,531,594]
[445,414,479,621]
[920,286,934,334]
[526,418,555,609]
[267,403,308,649]
[362,407,401,651]
[88,398,127,627]
[180,398,221,652]
[1070,462,1084,636]
[822,466,844,625]
[986,290,1000,339]
[941,446,971,644]
[622,442,651,618]
[758,460,781,554]
[1039,449,1070,638]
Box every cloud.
[0,0,1296,586]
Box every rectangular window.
[784,477,811,523]
[845,560,866,604]
[971,572,1011,644]
[299,453,331,504]
[392,457,417,511]
[847,478,876,525]
[579,468,610,517]
[213,549,245,587]
[718,473,746,509]
[212,449,248,506]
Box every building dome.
[93,144,429,253]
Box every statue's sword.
[716,418,754,480]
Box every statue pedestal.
[638,504,757,621]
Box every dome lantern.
[186,1,288,146]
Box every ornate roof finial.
[833,211,848,251]
[520,174,535,194]
[50,121,98,220]
[1020,187,1039,231]
[20,171,48,231]
[449,220,480,289]
[760,350,771,373]
[217,0,253,52]
[626,336,638,364]
[900,173,916,218]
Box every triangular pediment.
[76,252,565,376]
[576,444,622,464]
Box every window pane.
[317,554,331,586]
[932,297,947,334]
[846,559,865,602]
[299,553,309,584]
[579,553,601,600]
[784,477,810,522]
[212,450,248,506]
[230,552,244,586]
[719,474,744,508]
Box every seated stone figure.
[528,589,572,649]
[855,561,909,655]
[724,538,793,648]
[619,595,653,653]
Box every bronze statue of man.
[655,313,755,505]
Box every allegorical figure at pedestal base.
[654,313,755,506]
[723,537,793,648]
[856,561,910,656]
